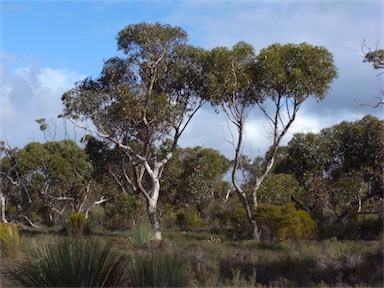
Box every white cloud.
[1,63,86,148]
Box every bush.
[255,204,283,244]
[256,203,316,246]
[321,215,384,240]
[67,212,86,237]
[104,194,145,231]
[278,203,317,246]
[0,222,20,257]
[129,250,190,287]
[175,207,201,231]
[10,237,127,287]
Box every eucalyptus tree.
[62,23,208,240]
[320,115,384,222]
[277,115,384,226]
[20,141,103,222]
[205,42,337,240]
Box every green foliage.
[212,196,253,239]
[104,194,145,231]
[258,173,305,205]
[255,42,337,102]
[10,237,127,287]
[0,222,20,257]
[255,204,283,244]
[129,223,153,248]
[5,140,96,225]
[278,203,317,245]
[62,22,206,148]
[175,207,202,231]
[162,146,230,207]
[256,203,316,245]
[204,41,258,105]
[129,250,190,287]
[67,212,86,237]
[277,115,384,230]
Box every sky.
[1,0,383,159]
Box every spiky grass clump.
[129,223,153,248]
[0,222,20,257]
[10,237,127,287]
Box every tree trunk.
[0,193,8,223]
[147,201,162,241]
[253,222,261,242]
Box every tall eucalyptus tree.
[205,42,337,240]
[62,23,208,240]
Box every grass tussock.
[9,236,127,287]
[0,222,20,257]
[129,223,153,248]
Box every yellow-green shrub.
[278,203,317,245]
[175,207,201,230]
[67,212,86,237]
[255,203,316,245]
[0,222,20,257]
[255,204,283,244]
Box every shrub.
[67,212,86,237]
[104,194,145,231]
[0,222,20,257]
[10,237,127,287]
[228,206,253,239]
[278,203,317,246]
[211,196,253,239]
[255,204,283,244]
[175,207,201,231]
[322,215,384,240]
[129,250,190,287]
[129,223,153,248]
[256,203,317,246]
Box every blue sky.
[1,0,383,158]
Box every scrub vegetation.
[1,22,383,287]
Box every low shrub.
[9,237,127,287]
[104,194,145,231]
[256,203,317,246]
[128,249,190,287]
[175,207,201,231]
[0,222,20,257]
